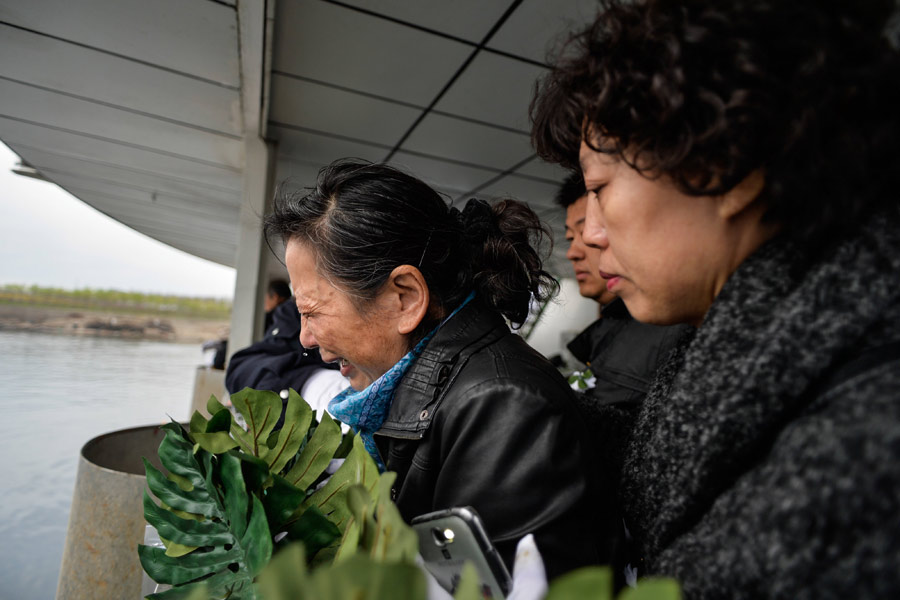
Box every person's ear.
[385,265,430,335]
[718,169,766,220]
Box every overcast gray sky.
[0,142,236,298]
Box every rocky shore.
[0,304,229,344]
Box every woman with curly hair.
[265,159,604,581]
[531,0,900,597]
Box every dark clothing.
[567,298,689,481]
[374,300,605,580]
[225,300,337,397]
[567,298,689,590]
[620,206,900,599]
[568,298,688,406]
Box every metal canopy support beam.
[228,0,276,361]
[228,137,275,359]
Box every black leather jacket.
[374,300,605,580]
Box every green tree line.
[0,284,231,319]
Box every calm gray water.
[0,330,202,600]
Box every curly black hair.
[530,0,900,251]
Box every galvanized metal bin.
[56,424,167,600]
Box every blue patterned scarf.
[328,292,475,470]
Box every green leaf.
[283,411,342,489]
[143,459,219,517]
[143,491,232,548]
[188,411,208,435]
[206,407,233,432]
[230,388,282,457]
[333,429,355,459]
[333,518,361,564]
[263,474,307,532]
[207,394,255,455]
[265,389,313,474]
[546,566,613,600]
[230,449,271,493]
[166,471,194,493]
[370,490,418,563]
[138,543,244,585]
[193,431,240,454]
[141,423,270,599]
[241,495,274,578]
[145,569,255,600]
[284,505,342,557]
[309,554,426,600]
[256,543,310,600]
[220,452,250,541]
[301,435,379,531]
[157,423,215,498]
[618,578,682,600]
[452,563,482,600]
[158,534,198,558]
[207,394,227,414]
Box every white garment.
[299,368,351,423]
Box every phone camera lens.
[431,527,455,547]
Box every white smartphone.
[411,506,512,599]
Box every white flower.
[567,368,596,391]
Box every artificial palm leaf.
[140,423,272,600]
[141,392,378,598]
[264,389,312,473]
[229,388,282,456]
[300,434,379,530]
[282,409,342,489]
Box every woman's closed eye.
[586,184,606,199]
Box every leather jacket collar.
[376,299,505,439]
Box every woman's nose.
[584,224,608,249]
[583,194,608,249]
[299,326,317,350]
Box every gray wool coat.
[619,206,900,599]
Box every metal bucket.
[56,424,167,600]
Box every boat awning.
[1,0,598,272]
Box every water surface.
[0,330,201,599]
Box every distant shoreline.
[0,303,229,344]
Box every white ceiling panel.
[0,25,241,136]
[513,155,571,183]
[330,0,511,43]
[401,113,533,171]
[268,74,420,147]
[57,183,238,249]
[273,0,472,105]
[18,148,241,208]
[0,0,240,86]
[390,151,499,197]
[434,52,547,132]
[487,0,598,64]
[270,124,386,165]
[1,78,243,169]
[0,117,242,193]
[273,160,327,192]
[44,172,239,231]
[474,172,561,210]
